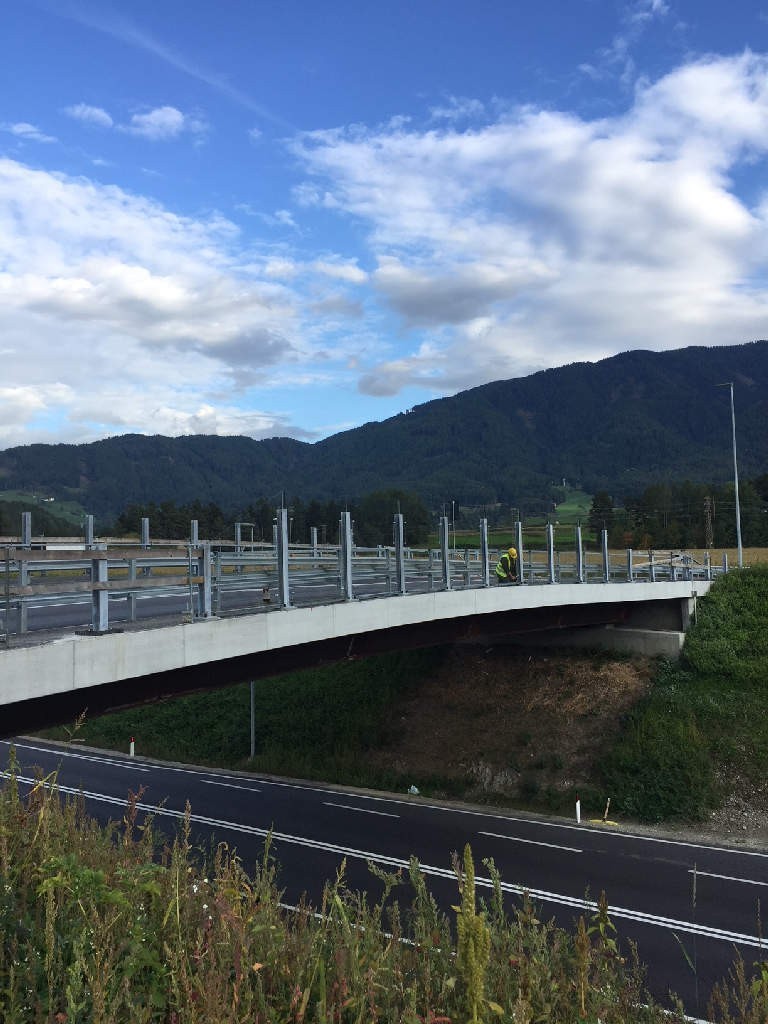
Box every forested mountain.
[1,341,767,520]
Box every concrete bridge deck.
[1,575,707,737]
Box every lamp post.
[718,382,743,568]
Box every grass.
[3,760,766,1022]
[600,565,768,822]
[0,492,88,530]
[40,650,448,785]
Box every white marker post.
[575,794,581,824]
[129,736,135,758]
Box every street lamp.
[717,382,743,568]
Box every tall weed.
[7,761,755,1023]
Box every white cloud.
[294,52,768,397]
[586,0,673,86]
[121,106,207,141]
[429,96,486,122]
[64,103,114,128]
[312,260,367,283]
[59,4,293,129]
[310,294,364,318]
[2,122,57,143]
[0,157,345,446]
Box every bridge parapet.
[1,516,723,647]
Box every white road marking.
[7,740,768,861]
[4,741,149,772]
[324,801,399,818]
[10,773,766,951]
[689,869,768,886]
[202,780,260,793]
[479,830,581,853]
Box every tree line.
[112,489,432,547]
[589,474,768,550]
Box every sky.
[1,0,767,450]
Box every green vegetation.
[0,496,83,537]
[42,650,457,795]
[593,477,768,551]
[4,760,766,1022]
[600,566,768,822]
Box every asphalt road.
[2,737,766,1017]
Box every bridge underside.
[1,595,690,737]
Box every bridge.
[1,511,723,736]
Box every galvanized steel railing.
[0,514,726,645]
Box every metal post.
[91,555,109,632]
[546,523,555,583]
[722,552,728,574]
[84,515,95,550]
[276,507,291,607]
[197,541,212,618]
[250,681,256,758]
[212,550,222,614]
[575,524,584,583]
[515,520,524,584]
[627,548,634,582]
[601,528,610,582]
[21,512,31,549]
[649,551,656,583]
[705,551,712,581]
[190,520,199,545]
[340,510,354,600]
[480,518,490,587]
[235,521,243,553]
[310,526,318,559]
[727,383,743,567]
[127,558,137,621]
[394,513,406,594]
[141,517,150,549]
[2,546,11,645]
[439,516,451,590]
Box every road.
[3,737,766,1017]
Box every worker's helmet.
[508,547,517,558]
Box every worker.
[495,546,518,583]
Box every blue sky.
[1,0,767,448]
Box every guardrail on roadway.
[1,512,726,645]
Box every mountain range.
[1,340,766,521]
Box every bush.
[600,704,717,822]
[683,566,768,683]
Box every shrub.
[600,704,717,822]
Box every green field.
[430,489,595,550]
[0,491,89,529]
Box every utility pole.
[717,382,743,567]
[704,496,713,550]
